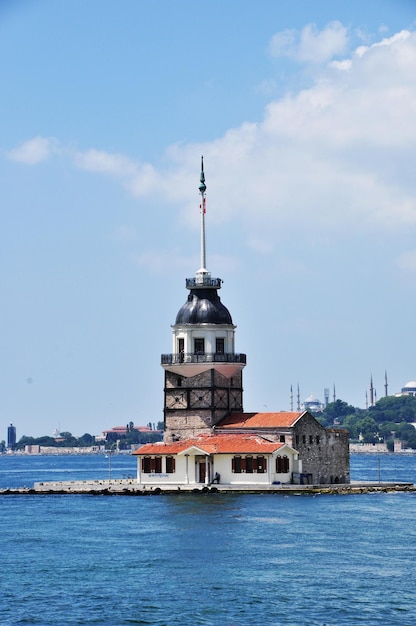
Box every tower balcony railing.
[186,276,222,289]
[161,352,247,365]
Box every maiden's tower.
[161,158,246,441]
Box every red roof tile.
[217,411,305,429]
[133,433,286,456]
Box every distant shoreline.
[2,448,415,456]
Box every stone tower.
[161,159,246,441]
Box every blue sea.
[0,453,415,626]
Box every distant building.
[301,394,324,414]
[395,380,416,398]
[7,423,16,450]
[102,425,162,442]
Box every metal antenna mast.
[198,156,207,276]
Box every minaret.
[161,158,246,441]
[384,370,388,397]
[290,385,293,411]
[297,384,300,411]
[369,375,374,406]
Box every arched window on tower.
[178,338,184,362]
[216,338,225,354]
[194,338,205,354]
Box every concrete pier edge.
[1,480,415,496]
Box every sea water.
[0,454,415,625]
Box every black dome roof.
[175,288,233,325]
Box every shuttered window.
[166,456,176,473]
[276,455,290,473]
[141,456,162,473]
[232,456,242,473]
[256,456,267,473]
[142,457,151,473]
[282,455,289,473]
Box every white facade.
[135,443,301,487]
[172,323,236,356]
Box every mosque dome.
[175,288,233,325]
[404,381,416,389]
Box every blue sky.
[1,0,416,438]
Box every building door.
[198,462,206,483]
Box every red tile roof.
[133,433,286,456]
[217,411,305,429]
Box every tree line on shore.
[2,396,416,452]
[316,395,416,450]
[1,421,164,452]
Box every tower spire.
[197,155,207,278]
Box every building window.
[316,436,320,444]
[309,435,313,444]
[142,457,151,473]
[232,456,267,473]
[216,338,225,354]
[245,457,253,473]
[194,338,205,354]
[302,435,306,444]
[141,456,162,473]
[280,435,285,443]
[166,456,176,473]
[295,435,299,446]
[177,377,182,387]
[256,456,267,473]
[276,455,290,473]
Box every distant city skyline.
[1,1,416,437]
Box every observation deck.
[185,275,222,290]
[161,351,247,378]
[161,352,246,366]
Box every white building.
[133,433,300,486]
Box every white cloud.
[7,138,165,200]
[73,149,137,176]
[73,148,164,198]
[7,28,416,241]
[7,136,58,164]
[269,21,349,64]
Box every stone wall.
[164,368,243,441]
[292,415,350,483]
